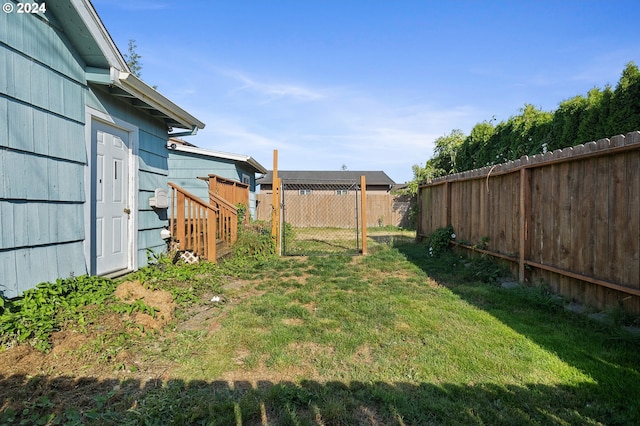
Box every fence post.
[519,167,530,282]
[271,150,281,255]
[361,175,368,255]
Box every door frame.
[84,106,139,276]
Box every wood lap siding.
[418,132,640,314]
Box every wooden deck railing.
[169,183,218,261]
[209,190,238,246]
[207,174,250,207]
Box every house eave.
[114,70,205,131]
[85,67,205,132]
[69,0,129,70]
[63,0,204,132]
[169,143,268,174]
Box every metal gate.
[280,179,361,255]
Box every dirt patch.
[221,345,325,386]
[114,280,175,331]
[0,281,179,386]
[0,327,167,385]
[303,301,317,314]
[351,345,374,364]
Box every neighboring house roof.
[257,171,396,187]
[50,0,204,133]
[168,139,268,175]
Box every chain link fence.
[281,180,361,255]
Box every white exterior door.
[92,121,131,275]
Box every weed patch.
[0,276,116,351]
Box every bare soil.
[0,280,193,413]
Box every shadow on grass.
[0,373,619,425]
[394,240,640,424]
[285,238,358,256]
[369,235,415,246]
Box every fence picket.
[418,132,640,314]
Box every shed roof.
[49,0,204,133]
[257,170,395,186]
[168,139,268,174]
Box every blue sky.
[93,0,640,183]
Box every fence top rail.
[169,182,219,211]
[419,131,640,188]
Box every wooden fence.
[418,131,640,314]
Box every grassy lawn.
[284,226,416,255]
[1,237,640,424]
[283,227,359,255]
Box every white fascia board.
[247,157,268,174]
[72,0,129,71]
[112,70,205,131]
[171,144,267,174]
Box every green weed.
[0,275,116,351]
[426,225,455,256]
[224,221,277,274]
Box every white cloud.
[216,68,327,102]
[196,116,286,150]
[174,61,484,182]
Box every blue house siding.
[1,3,202,298]
[168,150,262,218]
[168,151,236,201]
[87,87,170,268]
[0,10,89,298]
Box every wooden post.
[275,177,282,255]
[207,206,217,261]
[415,185,422,240]
[519,167,530,282]
[271,150,281,255]
[176,191,186,250]
[361,175,368,255]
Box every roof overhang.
[86,67,205,132]
[168,143,268,174]
[51,0,205,133]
